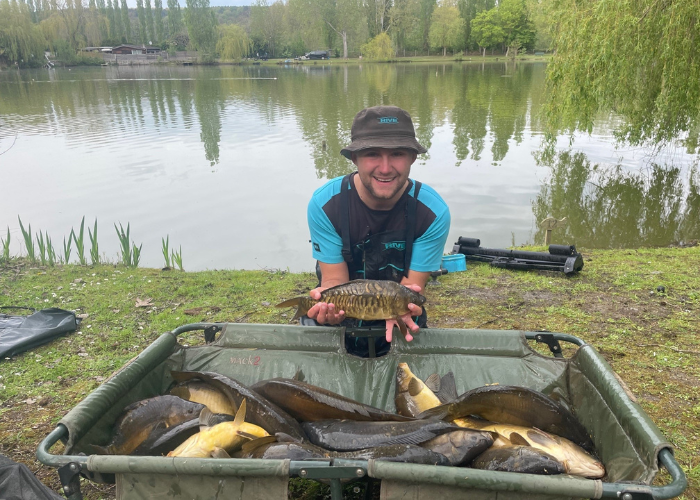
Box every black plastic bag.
[0,307,79,359]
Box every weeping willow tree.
[0,0,46,66]
[216,23,250,60]
[544,0,700,153]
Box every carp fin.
[275,297,308,320]
[199,407,214,429]
[436,372,458,403]
[396,317,408,338]
[211,447,231,459]
[241,435,278,454]
[233,398,247,427]
[408,377,425,397]
[508,432,530,446]
[423,373,441,393]
[275,432,302,443]
[292,369,305,382]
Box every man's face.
[352,147,417,203]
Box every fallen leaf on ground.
[135,298,154,308]
[184,308,203,316]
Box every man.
[305,105,450,356]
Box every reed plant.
[1,227,10,262]
[132,242,143,268]
[88,218,99,265]
[115,222,132,266]
[162,236,171,268]
[36,231,47,265]
[18,216,35,262]
[62,230,74,264]
[46,233,56,266]
[171,246,184,271]
[73,216,87,265]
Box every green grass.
[0,245,698,499]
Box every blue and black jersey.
[308,172,450,277]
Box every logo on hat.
[378,117,398,124]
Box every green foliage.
[63,231,73,264]
[429,4,465,55]
[115,222,132,266]
[470,8,503,51]
[184,0,218,55]
[73,216,87,266]
[544,0,700,151]
[88,218,99,265]
[46,232,56,266]
[0,0,46,66]
[36,230,46,266]
[115,222,142,267]
[250,0,285,57]
[360,32,393,60]
[162,235,171,268]
[216,23,250,60]
[167,0,183,36]
[171,245,183,270]
[1,227,10,262]
[389,0,423,53]
[470,0,534,54]
[17,216,35,262]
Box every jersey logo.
[313,242,321,252]
[378,116,398,124]
[383,241,405,251]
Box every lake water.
[0,63,697,271]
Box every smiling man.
[305,105,451,357]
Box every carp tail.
[275,297,313,320]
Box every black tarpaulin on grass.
[0,454,63,500]
[0,307,79,359]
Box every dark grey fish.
[171,371,307,441]
[419,429,494,466]
[302,419,461,451]
[251,378,414,422]
[238,436,450,466]
[471,446,566,475]
[342,444,451,466]
[92,396,204,455]
[418,385,595,452]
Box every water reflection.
[0,63,548,173]
[533,151,700,247]
[2,63,699,270]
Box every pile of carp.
[92,363,605,478]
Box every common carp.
[275,280,426,338]
[250,378,414,422]
[92,396,204,455]
[394,363,457,417]
[171,371,306,440]
[419,429,494,466]
[238,435,450,465]
[168,400,270,458]
[455,416,605,478]
[472,446,566,475]
[169,380,237,415]
[418,385,595,452]
[133,410,237,456]
[301,419,461,451]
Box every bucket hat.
[340,105,427,159]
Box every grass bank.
[0,245,698,499]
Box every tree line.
[0,0,554,67]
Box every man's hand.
[306,287,346,325]
[386,283,423,343]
